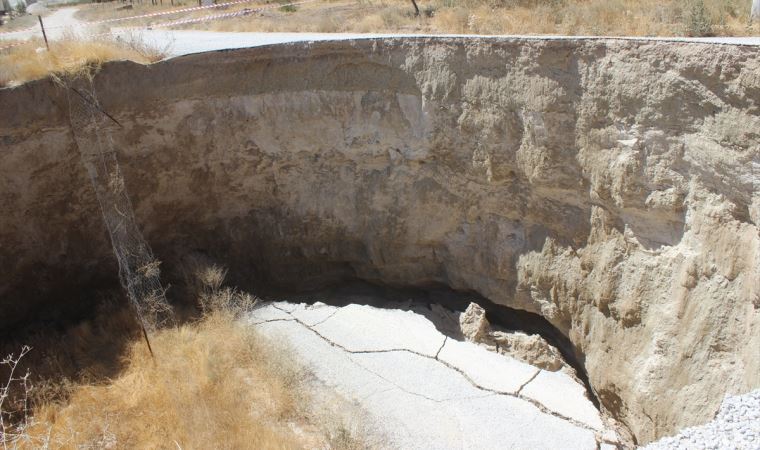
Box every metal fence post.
[37,15,49,51]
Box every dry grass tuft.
[23,310,312,449]
[177,0,756,36]
[1,261,364,449]
[0,34,165,88]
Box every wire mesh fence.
[66,75,174,333]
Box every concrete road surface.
[2,6,758,57]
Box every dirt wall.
[0,38,758,443]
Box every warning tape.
[147,7,258,28]
[0,0,321,51]
[0,40,28,50]
[147,0,319,28]
[0,26,37,36]
[49,0,274,29]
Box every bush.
[14,2,26,14]
[684,0,713,36]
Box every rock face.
[460,303,491,343]
[460,302,568,373]
[0,38,758,444]
[491,330,567,373]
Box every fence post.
[410,0,419,16]
[37,15,49,51]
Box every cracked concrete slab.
[248,302,293,323]
[270,301,299,313]
[437,337,540,394]
[521,368,605,431]
[350,351,493,403]
[362,380,599,450]
[311,303,445,356]
[288,302,340,326]
[251,302,614,448]
[256,319,398,400]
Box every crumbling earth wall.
[0,38,758,444]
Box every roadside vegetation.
[0,34,165,88]
[0,13,38,31]
[71,0,758,36]
[2,0,755,88]
[0,264,363,449]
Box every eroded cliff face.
[0,38,758,443]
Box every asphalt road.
[119,29,760,58]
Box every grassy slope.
[3,0,755,86]
[25,312,316,449]
[0,35,164,87]
[1,265,363,449]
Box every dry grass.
[22,312,316,449]
[444,0,752,37]
[1,263,365,449]
[6,0,750,37]
[74,2,190,23]
[73,0,272,29]
[0,34,165,88]
[158,0,756,36]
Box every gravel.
[643,390,760,450]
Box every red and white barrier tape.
[53,0,269,28]
[147,0,319,28]
[0,40,29,50]
[0,25,37,36]
[146,7,257,28]
[1,0,268,36]
[0,0,321,51]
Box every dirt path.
[0,7,83,41]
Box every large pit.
[1,37,758,445]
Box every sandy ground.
[0,7,82,40]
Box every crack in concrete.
[249,317,294,326]
[516,367,542,395]
[263,303,608,439]
[273,303,299,313]
[345,354,449,403]
[434,336,447,359]
[358,386,397,402]
[304,307,341,328]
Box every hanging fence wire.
[66,74,174,333]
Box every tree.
[752,0,760,23]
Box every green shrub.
[684,0,713,36]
